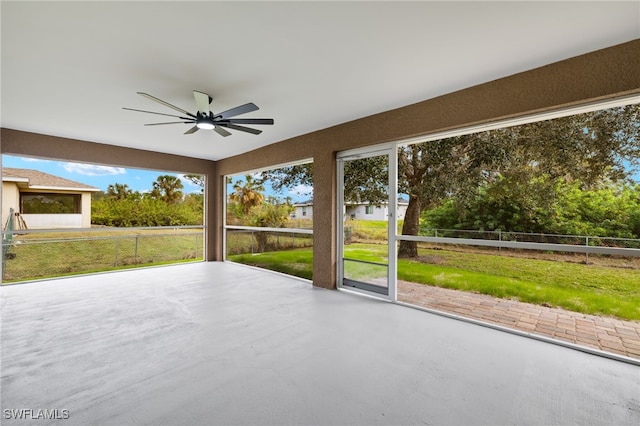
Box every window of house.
[365,205,374,215]
[302,206,307,216]
[21,193,81,214]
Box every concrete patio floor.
[398,281,640,360]
[1,262,639,425]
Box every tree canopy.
[150,175,184,204]
[92,175,202,227]
[259,104,640,257]
[229,175,265,215]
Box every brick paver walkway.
[397,280,640,360]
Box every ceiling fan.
[123,91,274,137]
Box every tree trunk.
[254,232,269,253]
[398,196,421,258]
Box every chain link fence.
[343,222,640,267]
[225,228,313,256]
[2,227,204,283]
[412,228,640,248]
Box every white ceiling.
[2,1,639,162]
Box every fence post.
[114,237,119,267]
[585,236,589,265]
[135,236,139,260]
[498,230,502,254]
[435,229,438,249]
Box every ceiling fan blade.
[213,126,232,137]
[225,118,274,125]
[123,107,193,121]
[218,123,262,135]
[137,92,196,118]
[185,126,199,134]
[215,103,259,120]
[193,91,212,116]
[144,122,189,126]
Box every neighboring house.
[344,198,409,221]
[293,198,409,221]
[291,200,313,220]
[2,168,100,229]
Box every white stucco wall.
[2,187,93,229]
[397,204,408,220]
[81,192,92,227]
[293,205,313,219]
[2,182,21,228]
[346,205,387,221]
[21,214,83,229]
[345,203,408,221]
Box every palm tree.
[106,183,132,200]
[229,175,265,215]
[151,175,184,204]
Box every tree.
[251,200,294,252]
[106,183,132,200]
[229,175,265,215]
[397,104,640,256]
[397,138,475,257]
[183,174,205,192]
[258,104,640,258]
[262,164,313,196]
[150,175,184,204]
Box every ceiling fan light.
[196,119,215,130]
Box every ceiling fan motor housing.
[196,113,215,130]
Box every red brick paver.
[397,281,640,360]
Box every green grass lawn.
[2,229,203,283]
[228,249,314,280]
[399,250,640,321]
[228,243,640,321]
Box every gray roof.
[2,168,99,191]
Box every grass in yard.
[2,230,203,283]
[404,246,640,320]
[228,243,640,321]
[343,258,387,282]
[228,249,314,280]
[399,258,640,321]
[344,219,404,242]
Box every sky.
[2,155,203,195]
[4,153,635,203]
[227,172,312,203]
[2,154,313,202]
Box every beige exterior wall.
[2,182,21,227]
[2,187,94,229]
[81,192,92,228]
[2,40,639,288]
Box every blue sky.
[226,173,313,203]
[2,154,313,201]
[2,155,204,194]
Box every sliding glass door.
[337,148,396,300]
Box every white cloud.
[177,173,198,187]
[61,163,127,176]
[288,184,313,197]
